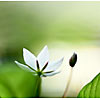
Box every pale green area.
[0,2,100,59]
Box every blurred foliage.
[0,63,41,98]
[78,73,100,98]
[0,2,100,60]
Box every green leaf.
[0,66,41,98]
[78,73,100,98]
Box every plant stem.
[62,67,73,98]
[34,76,41,97]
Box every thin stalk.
[62,67,73,98]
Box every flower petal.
[43,57,64,72]
[15,61,34,72]
[37,45,49,70]
[43,71,60,76]
[23,48,37,70]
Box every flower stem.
[34,76,41,97]
[62,67,73,98]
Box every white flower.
[15,45,64,77]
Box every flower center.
[35,60,49,77]
[36,71,43,77]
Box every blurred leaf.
[0,66,41,98]
[78,73,100,98]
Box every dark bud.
[69,52,77,67]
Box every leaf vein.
[95,75,99,97]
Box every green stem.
[34,76,41,97]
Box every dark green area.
[0,63,41,98]
[78,73,100,98]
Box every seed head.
[69,52,77,67]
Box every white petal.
[15,61,34,72]
[23,48,37,70]
[43,57,64,72]
[43,71,60,76]
[37,45,49,70]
